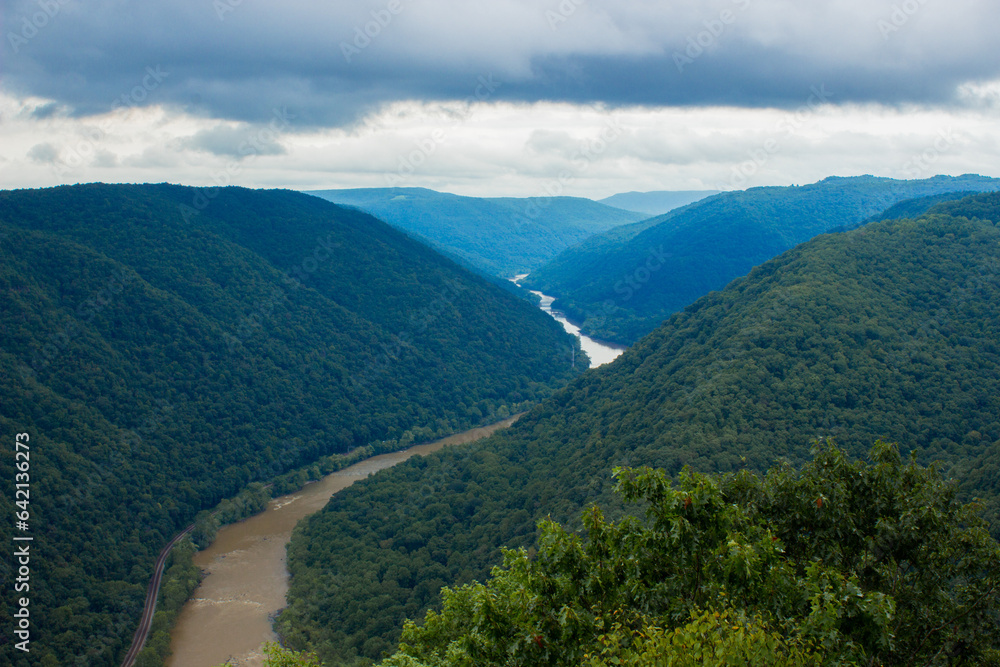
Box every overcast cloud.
[1,0,998,194]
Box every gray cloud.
[179,124,287,158]
[2,0,998,128]
[26,142,58,163]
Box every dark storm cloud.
[2,0,997,127]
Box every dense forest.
[379,444,1000,665]
[281,192,1000,665]
[307,188,646,277]
[522,174,1000,344]
[0,183,583,666]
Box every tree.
[377,441,1000,666]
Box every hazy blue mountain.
[523,174,1000,344]
[597,189,720,216]
[306,187,645,278]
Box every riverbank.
[166,415,522,667]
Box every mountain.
[860,190,982,226]
[0,183,582,666]
[279,192,1000,665]
[597,189,719,216]
[522,174,1000,344]
[306,188,646,278]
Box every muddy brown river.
[166,416,520,667]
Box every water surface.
[167,417,520,667]
[512,275,626,367]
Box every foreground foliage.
[379,443,1000,666]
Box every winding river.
[166,416,520,667]
[513,276,626,367]
[166,279,623,665]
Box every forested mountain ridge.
[307,187,646,277]
[523,174,1000,344]
[597,189,719,216]
[281,192,1000,665]
[0,183,582,666]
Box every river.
[512,276,626,367]
[166,416,520,667]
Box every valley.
[2,183,999,667]
[6,3,1000,665]
[278,191,1000,665]
[512,274,625,368]
[166,416,519,667]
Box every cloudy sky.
[1,0,998,198]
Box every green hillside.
[306,188,646,278]
[0,184,582,666]
[523,174,1000,344]
[378,444,1000,666]
[860,190,981,225]
[281,192,1000,665]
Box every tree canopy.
[0,183,582,666]
[380,442,1000,666]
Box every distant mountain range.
[523,174,1000,344]
[282,191,1000,665]
[597,189,719,216]
[0,184,582,666]
[306,187,646,278]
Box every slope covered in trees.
[307,188,645,277]
[523,174,1000,344]
[281,192,1000,665]
[380,444,1000,666]
[0,183,582,666]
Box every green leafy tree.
[378,442,1000,666]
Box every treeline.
[0,183,582,665]
[281,193,1000,664]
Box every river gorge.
[166,416,520,667]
